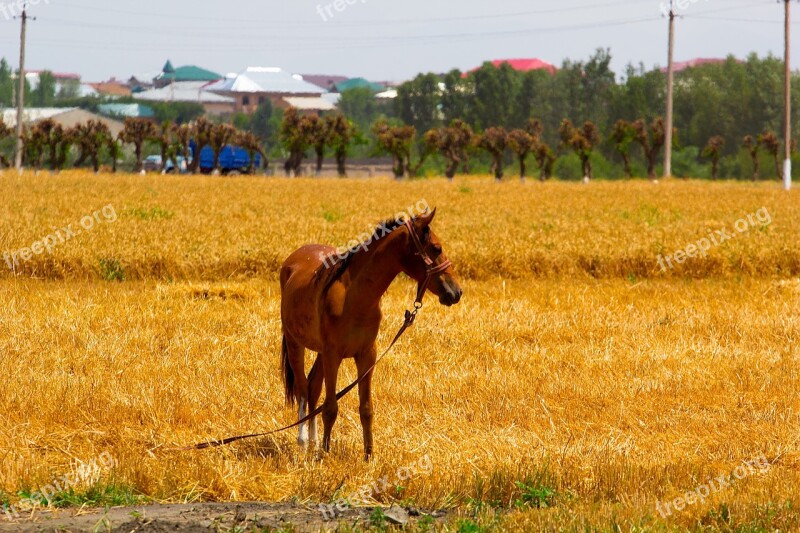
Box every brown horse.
[279,209,462,459]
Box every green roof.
[333,77,385,93]
[159,64,221,83]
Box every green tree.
[339,87,386,133]
[743,135,760,181]
[395,73,441,136]
[0,59,13,107]
[470,62,519,129]
[31,71,57,107]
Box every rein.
[182,219,449,451]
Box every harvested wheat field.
[0,171,799,532]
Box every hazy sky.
[0,0,793,83]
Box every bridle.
[405,218,452,308]
[180,218,453,450]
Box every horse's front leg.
[321,354,342,453]
[355,345,377,461]
[307,354,323,446]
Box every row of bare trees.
[700,131,786,181]
[0,117,267,174]
[279,108,360,177]
[119,117,266,174]
[371,117,667,181]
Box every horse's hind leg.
[355,346,377,461]
[282,334,311,446]
[321,354,343,453]
[307,354,323,445]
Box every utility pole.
[14,3,29,173]
[783,0,793,191]
[664,0,675,179]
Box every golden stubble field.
[0,171,799,531]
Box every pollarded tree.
[191,117,215,174]
[301,114,329,176]
[280,107,308,177]
[373,120,434,179]
[534,142,556,181]
[559,119,600,181]
[742,135,760,181]
[23,127,46,171]
[55,127,75,171]
[236,130,267,174]
[120,118,157,172]
[478,126,508,181]
[702,135,725,180]
[758,130,782,180]
[208,123,237,174]
[425,119,475,179]
[173,123,193,172]
[326,113,359,177]
[73,120,111,173]
[610,119,636,178]
[507,129,535,181]
[152,121,175,173]
[0,117,10,168]
[632,117,673,179]
[373,120,416,179]
[30,118,61,171]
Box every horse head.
[399,209,462,307]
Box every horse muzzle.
[439,280,463,306]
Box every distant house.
[153,60,222,89]
[660,58,736,74]
[88,78,133,98]
[98,103,155,120]
[467,58,557,76]
[132,81,235,115]
[332,78,385,93]
[25,71,83,97]
[0,108,125,137]
[206,67,329,114]
[301,74,349,92]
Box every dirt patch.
[0,502,446,532]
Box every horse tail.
[281,335,296,406]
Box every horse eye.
[432,244,443,254]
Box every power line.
[52,0,637,27]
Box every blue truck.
[189,142,263,175]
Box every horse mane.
[315,216,411,293]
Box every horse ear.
[416,207,436,227]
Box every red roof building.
[467,58,557,76]
[661,58,737,74]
